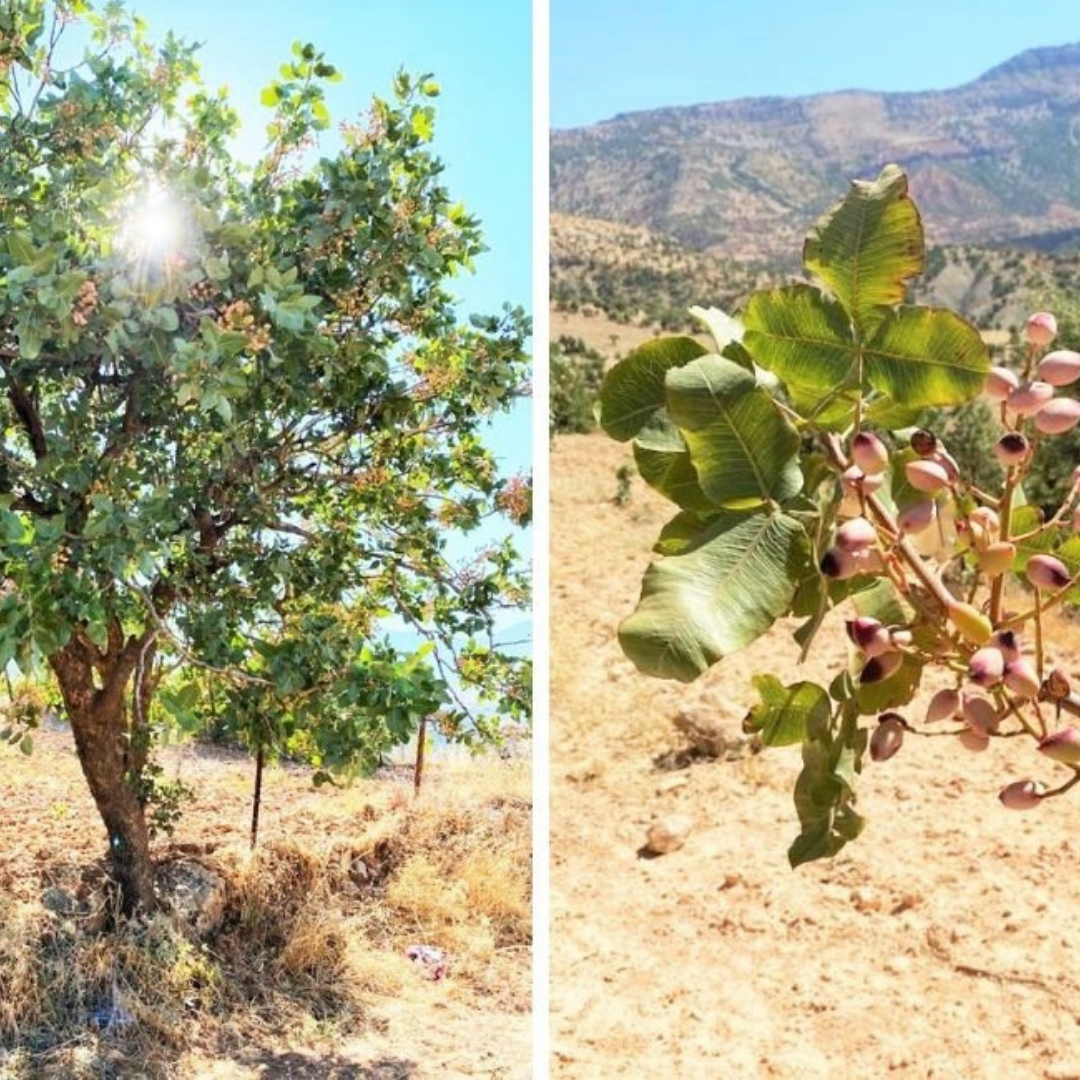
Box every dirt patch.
[551,432,1080,1078]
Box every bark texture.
[48,623,158,915]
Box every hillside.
[551,211,1080,342]
[551,43,1080,261]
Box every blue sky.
[127,0,532,485]
[552,0,1080,128]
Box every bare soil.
[0,728,531,1080]
[551,432,1080,1079]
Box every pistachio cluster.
[821,311,1080,811]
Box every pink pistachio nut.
[896,498,937,535]
[984,366,1021,400]
[820,545,885,580]
[1025,311,1059,346]
[968,647,1005,688]
[990,628,1021,663]
[962,693,1000,736]
[860,651,904,684]
[931,448,961,484]
[926,687,961,724]
[905,459,952,494]
[999,780,1046,810]
[1026,553,1072,591]
[1007,380,1054,416]
[1004,658,1040,699]
[978,541,1017,577]
[958,727,991,752]
[834,516,878,552]
[1037,349,1080,387]
[1035,398,1080,436]
[851,431,889,475]
[1039,727,1080,765]
[1072,506,1080,534]
[994,432,1030,467]
[870,713,906,763]
[845,616,892,658]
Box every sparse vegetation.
[0,729,530,1077]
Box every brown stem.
[1039,770,1080,800]
[821,433,955,614]
[989,466,1019,625]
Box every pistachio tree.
[0,2,530,913]
[602,165,1080,867]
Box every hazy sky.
[551,0,1080,128]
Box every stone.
[155,858,229,937]
[645,815,693,855]
[673,707,759,759]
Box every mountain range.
[551,43,1080,263]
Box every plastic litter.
[405,943,449,980]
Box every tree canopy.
[0,0,531,911]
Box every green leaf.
[855,652,924,714]
[6,231,35,266]
[741,285,856,412]
[852,577,908,627]
[689,305,745,360]
[633,437,714,514]
[598,336,708,441]
[260,83,282,107]
[803,164,924,335]
[151,306,179,332]
[17,319,42,360]
[19,733,32,756]
[618,511,809,682]
[665,355,802,508]
[788,710,867,868]
[864,307,989,408]
[744,675,831,747]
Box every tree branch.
[0,358,48,459]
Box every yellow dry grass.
[0,737,531,1078]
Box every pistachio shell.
[1025,311,1058,346]
[905,459,951,493]
[984,366,1020,399]
[1034,398,1080,435]
[1037,349,1080,387]
[851,432,888,475]
[999,780,1045,810]
[1039,728,1080,765]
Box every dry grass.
[0,735,531,1079]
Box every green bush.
[550,335,606,433]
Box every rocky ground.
[551,432,1080,1079]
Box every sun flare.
[116,181,190,287]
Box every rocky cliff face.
[551,44,1080,260]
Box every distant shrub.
[550,335,606,434]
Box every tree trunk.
[49,629,157,917]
